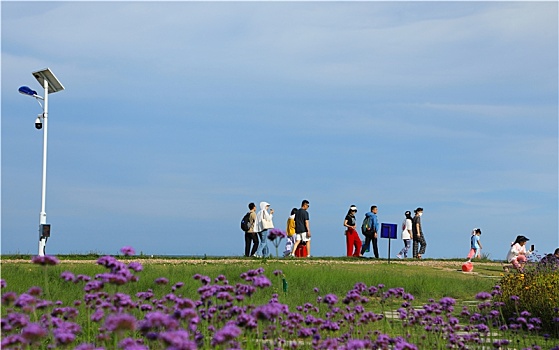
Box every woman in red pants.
[344,205,362,257]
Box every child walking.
[284,208,297,257]
[466,228,482,262]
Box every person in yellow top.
[284,208,297,257]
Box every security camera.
[35,115,42,130]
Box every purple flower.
[75,343,105,350]
[252,303,284,321]
[212,323,241,346]
[15,293,36,308]
[84,280,104,292]
[475,292,492,300]
[155,277,169,285]
[252,276,271,288]
[1,279,6,288]
[21,323,47,342]
[298,327,314,337]
[128,262,143,272]
[1,335,25,348]
[118,338,148,350]
[31,255,59,266]
[323,294,339,305]
[60,271,75,282]
[172,282,184,292]
[54,329,76,345]
[267,228,287,241]
[160,330,195,349]
[120,246,136,256]
[27,286,42,296]
[91,309,104,322]
[105,313,137,332]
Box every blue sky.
[2,1,557,259]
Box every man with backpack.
[360,205,380,258]
[241,203,258,257]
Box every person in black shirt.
[291,200,311,257]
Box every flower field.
[1,247,558,349]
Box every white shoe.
[307,255,312,258]
[396,254,402,259]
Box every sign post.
[381,223,398,264]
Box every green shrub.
[495,264,559,337]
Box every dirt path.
[0,257,504,269]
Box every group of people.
[343,205,427,259]
[241,202,556,268]
[242,200,311,258]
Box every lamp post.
[18,68,64,256]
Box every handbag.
[262,215,274,230]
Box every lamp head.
[19,86,38,97]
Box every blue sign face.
[381,223,397,239]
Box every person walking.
[397,211,413,259]
[360,205,379,258]
[283,208,297,257]
[466,228,483,262]
[505,235,532,271]
[244,203,259,257]
[291,200,311,257]
[254,201,274,258]
[344,205,362,257]
[412,207,427,259]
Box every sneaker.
[307,255,312,258]
[396,254,403,259]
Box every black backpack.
[240,212,251,232]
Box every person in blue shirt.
[466,228,482,262]
[360,205,380,258]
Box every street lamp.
[18,68,64,256]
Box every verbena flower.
[120,246,136,256]
[105,313,137,332]
[155,277,169,285]
[211,322,241,346]
[267,228,287,241]
[128,262,143,272]
[21,322,47,342]
[31,255,59,266]
[60,271,75,282]
[475,292,492,300]
[323,294,339,305]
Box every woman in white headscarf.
[254,202,274,258]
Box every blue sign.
[381,223,397,239]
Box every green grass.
[0,257,498,308]
[2,256,554,349]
